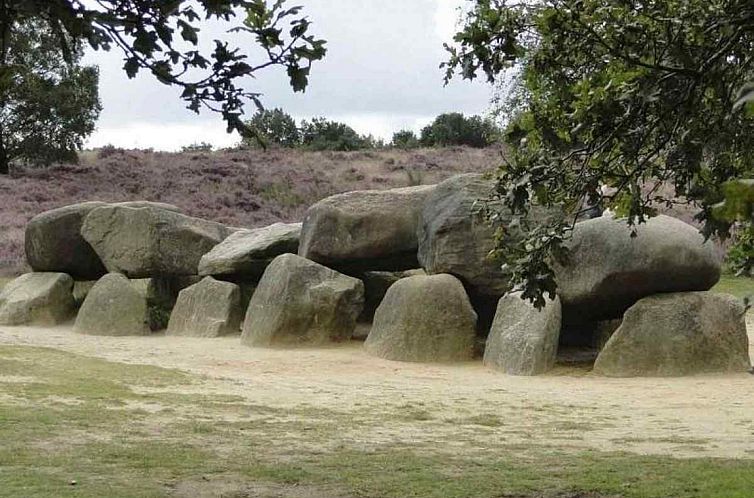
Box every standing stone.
[358,269,426,323]
[25,202,108,279]
[554,215,721,321]
[0,273,75,325]
[241,254,364,347]
[593,292,750,377]
[167,277,242,337]
[81,205,231,278]
[483,292,562,375]
[364,274,477,362]
[198,222,301,279]
[74,273,150,336]
[299,185,436,272]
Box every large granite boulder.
[81,205,231,278]
[299,185,436,272]
[554,215,721,321]
[0,273,75,325]
[25,201,182,280]
[198,222,301,279]
[25,202,108,279]
[364,274,477,362]
[417,174,503,298]
[358,268,426,323]
[418,174,561,304]
[593,292,750,377]
[74,273,150,336]
[483,292,562,375]
[241,254,364,346]
[167,277,242,337]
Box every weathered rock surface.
[417,174,502,298]
[483,292,562,375]
[167,277,242,337]
[358,268,426,322]
[74,273,150,336]
[198,222,301,279]
[364,274,477,362]
[25,201,183,280]
[0,273,75,325]
[25,202,108,279]
[593,292,750,377]
[554,215,722,321]
[241,254,364,346]
[111,201,181,212]
[418,174,561,303]
[299,185,436,271]
[81,205,231,278]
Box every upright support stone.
[364,274,477,362]
[241,254,364,347]
[483,292,562,375]
[594,292,750,377]
[167,277,242,337]
[0,273,75,325]
[74,273,150,336]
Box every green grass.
[712,274,754,299]
[1,345,753,497]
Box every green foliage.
[0,0,326,153]
[392,129,420,149]
[445,0,754,306]
[243,108,300,148]
[419,113,499,148]
[300,117,376,151]
[0,18,101,172]
[180,142,213,153]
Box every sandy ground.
[1,321,753,460]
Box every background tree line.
[244,108,501,151]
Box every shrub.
[97,144,125,159]
[181,142,213,153]
[300,118,373,151]
[419,113,500,148]
[392,130,419,149]
[243,108,300,148]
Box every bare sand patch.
[1,321,752,459]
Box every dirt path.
[1,321,753,460]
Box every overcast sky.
[82,0,492,151]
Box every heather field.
[0,146,501,276]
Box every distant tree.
[392,129,419,149]
[0,18,100,173]
[444,0,754,306]
[300,117,372,151]
[243,108,300,147]
[0,0,326,170]
[419,112,499,148]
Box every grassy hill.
[0,146,502,276]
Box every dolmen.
[0,174,748,379]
